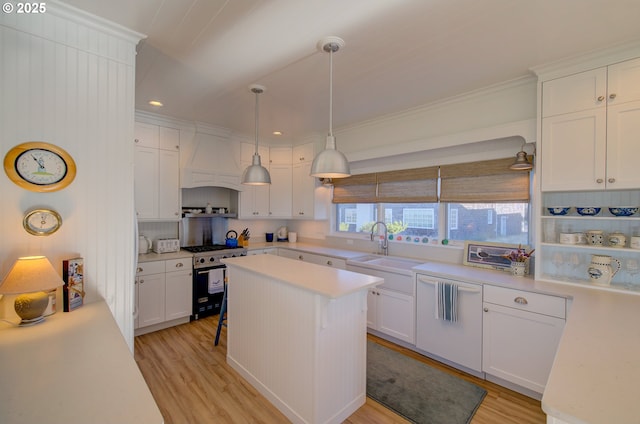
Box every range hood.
[180,125,244,191]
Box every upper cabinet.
[134,123,181,220]
[541,57,640,192]
[292,143,326,219]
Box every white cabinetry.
[278,248,346,269]
[268,147,292,218]
[239,143,270,218]
[292,143,322,219]
[135,257,192,335]
[541,57,640,191]
[246,247,277,256]
[134,122,181,220]
[415,274,483,373]
[164,258,193,321]
[482,285,565,396]
[346,264,415,344]
[135,261,165,329]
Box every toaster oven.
[152,238,180,253]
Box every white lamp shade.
[310,136,351,178]
[242,153,272,185]
[0,256,63,294]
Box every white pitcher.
[588,254,621,285]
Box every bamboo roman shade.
[332,166,438,204]
[440,157,530,202]
[331,173,377,203]
[377,167,438,203]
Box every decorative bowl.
[576,207,601,216]
[547,207,571,216]
[609,207,639,217]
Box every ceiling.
[63,0,640,141]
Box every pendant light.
[509,143,534,171]
[310,36,351,179]
[242,84,271,185]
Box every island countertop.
[222,254,383,298]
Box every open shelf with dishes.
[539,190,640,293]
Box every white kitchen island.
[221,254,383,424]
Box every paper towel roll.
[288,232,297,243]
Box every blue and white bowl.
[547,207,571,216]
[576,207,601,216]
[609,207,639,217]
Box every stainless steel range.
[182,245,247,320]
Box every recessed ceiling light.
[272,131,283,136]
[148,100,163,107]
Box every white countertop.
[138,250,193,263]
[222,254,383,299]
[0,300,163,424]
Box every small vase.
[510,261,526,276]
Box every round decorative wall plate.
[23,208,63,236]
[4,142,76,192]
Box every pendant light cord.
[254,89,260,154]
[328,46,333,137]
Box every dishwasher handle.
[417,276,481,293]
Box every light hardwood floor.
[134,316,546,424]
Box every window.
[332,158,531,246]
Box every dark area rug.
[367,341,487,424]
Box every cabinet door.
[542,68,607,117]
[292,161,315,218]
[292,143,315,163]
[606,99,640,190]
[158,126,180,151]
[377,288,415,344]
[541,108,607,191]
[367,289,378,329]
[137,272,166,328]
[158,149,180,219]
[482,302,565,393]
[134,122,159,148]
[134,146,159,219]
[269,164,292,218]
[165,269,192,321]
[607,57,640,105]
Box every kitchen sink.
[347,255,425,275]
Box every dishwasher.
[415,273,483,374]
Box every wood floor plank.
[134,315,546,424]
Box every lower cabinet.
[482,285,566,395]
[135,257,192,335]
[367,287,414,344]
[247,247,277,255]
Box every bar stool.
[214,281,227,346]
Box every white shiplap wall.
[0,2,143,350]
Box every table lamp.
[0,256,64,326]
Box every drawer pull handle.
[514,296,528,305]
[597,95,605,102]
[327,260,333,266]
[609,93,617,100]
[137,267,143,273]
[175,263,183,268]
[298,255,304,260]
[484,307,489,312]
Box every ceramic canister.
[607,232,627,248]
[586,230,604,246]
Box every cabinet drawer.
[484,285,565,319]
[165,258,191,272]
[136,260,165,276]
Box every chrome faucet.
[370,221,389,256]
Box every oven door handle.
[196,266,225,275]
